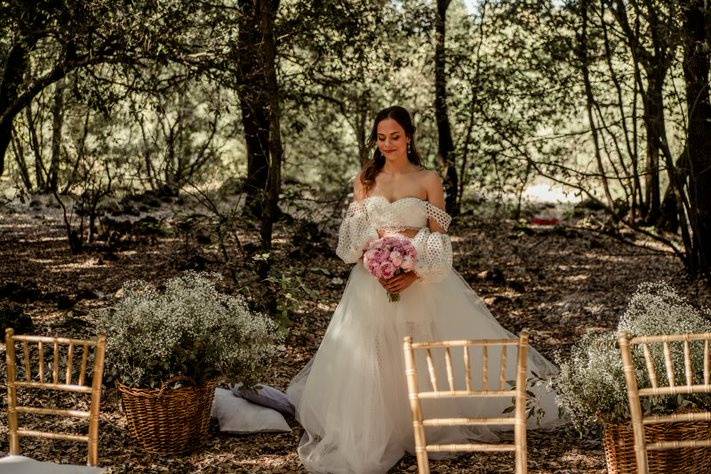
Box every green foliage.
[265,267,319,331]
[502,373,549,426]
[96,271,283,388]
[555,282,711,435]
[1,0,702,275]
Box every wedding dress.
[286,195,559,473]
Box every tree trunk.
[25,105,46,190]
[48,78,65,193]
[630,42,644,221]
[239,96,270,213]
[607,0,675,224]
[579,0,614,209]
[237,0,271,215]
[258,0,284,253]
[356,95,370,166]
[457,96,476,204]
[0,42,31,177]
[641,77,664,223]
[658,146,688,233]
[658,179,680,233]
[682,0,711,275]
[434,0,459,216]
[10,127,32,191]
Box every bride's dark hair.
[360,106,423,193]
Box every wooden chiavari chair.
[5,328,107,466]
[618,331,711,474]
[403,331,530,474]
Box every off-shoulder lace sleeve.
[425,201,452,232]
[335,200,379,264]
[411,203,453,283]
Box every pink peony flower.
[389,250,403,267]
[380,261,396,279]
[371,248,389,264]
[368,260,381,278]
[361,234,418,302]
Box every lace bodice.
[362,196,451,232]
[335,195,454,283]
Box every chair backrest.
[5,328,107,466]
[402,331,529,474]
[618,331,711,474]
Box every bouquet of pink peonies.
[362,235,417,302]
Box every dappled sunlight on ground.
[0,198,701,472]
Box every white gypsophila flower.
[555,332,629,434]
[96,271,282,388]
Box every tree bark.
[356,95,370,166]
[258,0,284,253]
[48,78,65,193]
[434,0,459,216]
[658,146,688,233]
[641,76,664,222]
[0,42,32,176]
[10,127,32,191]
[237,0,271,215]
[25,105,46,190]
[682,0,711,275]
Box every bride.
[286,105,559,473]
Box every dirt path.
[0,200,697,472]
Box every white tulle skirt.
[286,262,559,474]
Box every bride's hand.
[379,271,419,294]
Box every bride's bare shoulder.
[417,168,443,183]
[416,168,446,207]
[416,168,444,192]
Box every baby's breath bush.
[555,332,628,433]
[97,271,282,388]
[555,282,711,434]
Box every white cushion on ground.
[0,455,105,473]
[230,383,295,417]
[211,387,291,433]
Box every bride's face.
[377,118,409,162]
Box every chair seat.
[0,455,105,473]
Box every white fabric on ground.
[0,455,105,474]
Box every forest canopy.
[1,0,710,276]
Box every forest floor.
[0,193,705,473]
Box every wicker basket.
[603,420,711,473]
[118,375,220,455]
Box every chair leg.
[404,337,430,474]
[7,406,19,454]
[87,436,98,467]
[416,445,430,474]
[87,335,106,466]
[87,406,99,466]
[515,445,527,474]
[5,328,20,455]
[515,333,529,474]
[618,332,648,474]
